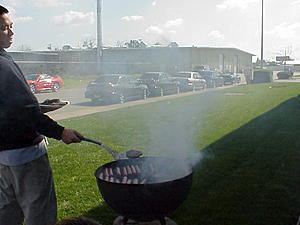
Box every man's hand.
[61,128,83,144]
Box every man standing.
[0,5,83,225]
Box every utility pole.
[97,0,103,73]
[260,0,264,68]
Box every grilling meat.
[98,163,155,184]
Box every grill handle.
[80,137,102,146]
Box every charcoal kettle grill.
[94,157,193,225]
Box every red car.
[25,74,63,94]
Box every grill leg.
[159,217,166,225]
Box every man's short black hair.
[0,5,9,15]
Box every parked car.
[85,74,148,104]
[25,74,63,94]
[222,73,241,85]
[51,76,63,90]
[171,71,206,91]
[233,73,241,83]
[138,72,180,97]
[199,70,224,88]
[277,71,293,79]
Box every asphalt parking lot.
[36,85,236,121]
[36,72,300,121]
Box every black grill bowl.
[94,157,193,222]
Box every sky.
[1,0,300,61]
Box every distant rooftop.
[7,46,255,57]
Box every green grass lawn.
[49,83,300,225]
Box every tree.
[124,39,147,48]
[168,42,179,48]
[82,38,96,49]
[62,45,72,50]
[116,41,124,47]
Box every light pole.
[97,0,103,73]
[260,0,264,68]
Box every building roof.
[8,46,255,57]
[195,47,255,56]
[104,46,255,56]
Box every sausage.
[135,165,141,173]
[127,179,132,184]
[104,168,109,177]
[99,172,104,180]
[131,165,136,174]
[122,167,128,176]
[104,176,109,182]
[116,167,121,176]
[122,176,128,184]
[133,178,139,184]
[126,165,132,175]
[109,168,114,176]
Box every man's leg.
[10,154,57,225]
[0,164,24,225]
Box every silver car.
[171,71,207,91]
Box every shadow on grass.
[81,94,300,225]
[174,94,300,225]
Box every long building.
[7,46,254,75]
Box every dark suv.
[138,72,180,97]
[85,74,148,104]
[199,70,224,88]
[222,73,241,85]
[277,71,293,79]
